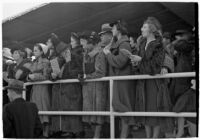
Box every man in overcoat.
[3,79,42,138]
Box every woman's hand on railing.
[78,74,86,85]
[28,74,35,80]
[51,73,57,80]
[191,79,196,90]
[160,67,168,75]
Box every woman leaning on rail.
[103,20,135,138]
[27,43,51,137]
[130,17,173,138]
[79,31,108,138]
[50,34,84,138]
[170,29,194,138]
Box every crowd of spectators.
[3,16,196,138]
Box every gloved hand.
[78,74,86,85]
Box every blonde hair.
[144,17,163,41]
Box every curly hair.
[144,17,162,41]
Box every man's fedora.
[98,23,112,35]
[4,79,25,91]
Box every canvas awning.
[2,2,196,49]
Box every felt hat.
[174,29,191,36]
[56,42,71,55]
[4,79,25,91]
[3,48,13,60]
[98,23,112,35]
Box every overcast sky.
[2,2,45,20]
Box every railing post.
[109,79,115,139]
[22,84,26,100]
[60,115,62,131]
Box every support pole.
[110,80,115,139]
[22,84,26,100]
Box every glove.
[78,74,86,85]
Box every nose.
[141,27,143,32]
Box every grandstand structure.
[3,2,197,138]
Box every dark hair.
[89,32,100,45]
[11,42,27,58]
[71,32,80,45]
[49,33,60,47]
[80,31,100,45]
[13,50,27,59]
[115,20,129,35]
[163,32,172,41]
[34,43,46,58]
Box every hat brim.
[4,86,26,91]
[109,21,118,27]
[3,55,14,60]
[174,31,190,36]
[98,30,112,35]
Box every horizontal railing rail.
[38,111,196,117]
[24,72,195,86]
[22,72,196,138]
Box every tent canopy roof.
[3,2,196,48]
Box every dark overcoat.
[82,45,108,124]
[106,36,135,124]
[51,45,83,133]
[7,59,32,82]
[135,38,173,132]
[3,98,42,138]
[170,39,193,103]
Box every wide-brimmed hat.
[174,29,191,36]
[99,23,112,35]
[4,79,25,91]
[3,48,13,60]
[56,42,71,55]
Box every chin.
[141,34,146,38]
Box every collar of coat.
[111,35,130,49]
[13,97,25,103]
[34,57,49,64]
